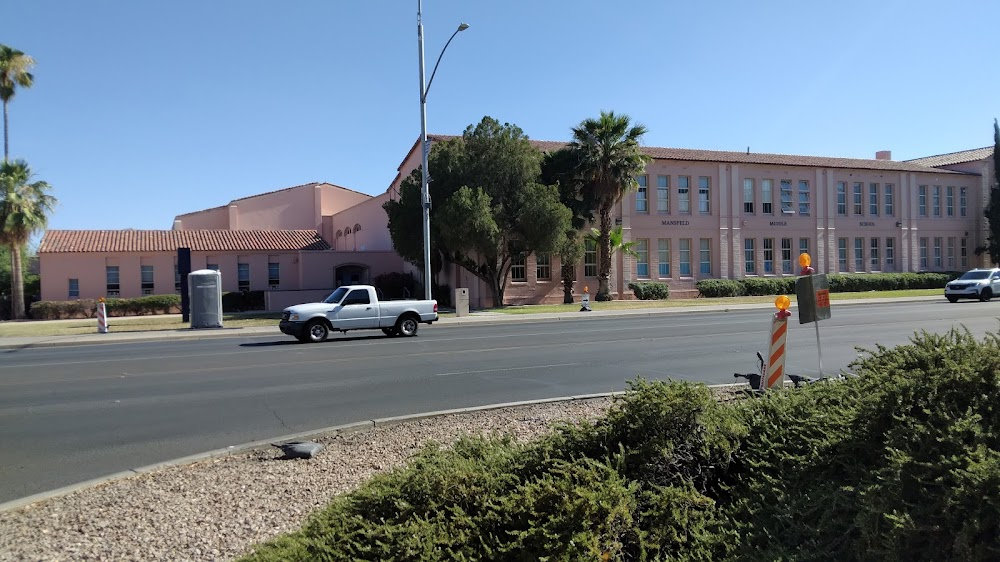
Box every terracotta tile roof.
[426,135,970,174]
[39,230,331,253]
[904,147,993,167]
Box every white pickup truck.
[279,285,438,343]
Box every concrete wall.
[174,206,228,230]
[328,192,394,252]
[39,251,304,300]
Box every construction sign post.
[793,253,830,377]
[765,295,792,389]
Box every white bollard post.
[97,299,109,333]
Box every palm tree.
[570,111,650,300]
[0,159,55,319]
[0,45,36,161]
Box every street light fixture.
[417,0,468,301]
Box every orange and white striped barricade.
[766,295,792,389]
[97,298,109,333]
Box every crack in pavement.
[262,394,291,431]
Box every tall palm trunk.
[597,198,613,301]
[9,243,24,319]
[3,100,8,161]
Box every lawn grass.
[0,289,942,337]
[0,312,282,337]
[482,288,942,315]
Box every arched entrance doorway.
[334,264,370,287]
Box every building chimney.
[172,219,183,230]
[875,150,892,160]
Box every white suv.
[945,268,1000,302]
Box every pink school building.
[38,140,995,309]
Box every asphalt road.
[1,300,997,504]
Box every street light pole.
[417,0,467,301]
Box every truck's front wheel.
[396,315,419,337]
[305,319,329,342]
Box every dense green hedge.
[697,272,958,298]
[242,327,1000,561]
[29,295,182,319]
[221,290,265,312]
[627,281,669,300]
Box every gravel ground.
[0,387,746,561]
[0,398,615,561]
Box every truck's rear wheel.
[305,319,329,342]
[396,315,419,337]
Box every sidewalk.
[0,296,941,350]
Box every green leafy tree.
[0,159,55,319]
[0,45,35,160]
[541,148,596,303]
[570,111,650,300]
[586,225,639,261]
[983,118,1000,265]
[433,117,571,306]
[382,138,467,291]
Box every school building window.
[679,238,692,276]
[869,183,879,216]
[106,266,120,297]
[918,186,927,217]
[584,239,597,277]
[762,179,773,215]
[933,237,942,269]
[960,187,967,217]
[698,176,711,214]
[763,238,774,274]
[799,237,810,257]
[870,238,880,271]
[947,237,956,269]
[635,240,649,278]
[886,238,895,271]
[919,238,928,270]
[946,186,954,217]
[743,178,754,214]
[744,238,756,274]
[510,255,527,282]
[836,182,847,216]
[268,261,280,288]
[68,278,79,299]
[699,239,712,275]
[932,186,941,217]
[853,182,863,215]
[884,184,894,216]
[961,238,968,268]
[174,264,181,293]
[781,238,793,274]
[798,180,810,215]
[780,180,794,214]
[854,238,864,271]
[678,176,690,214]
[238,263,250,291]
[657,238,670,277]
[636,175,648,213]
[536,253,551,281]
[657,175,669,213]
[141,265,154,295]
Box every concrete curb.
[0,385,753,513]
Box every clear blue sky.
[4,0,998,234]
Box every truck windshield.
[323,287,349,304]
[959,271,991,281]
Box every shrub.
[372,271,418,300]
[243,329,1000,561]
[627,281,669,300]
[29,294,181,319]
[696,279,745,298]
[222,290,264,312]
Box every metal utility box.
[455,288,470,317]
[188,269,223,329]
[795,273,832,324]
